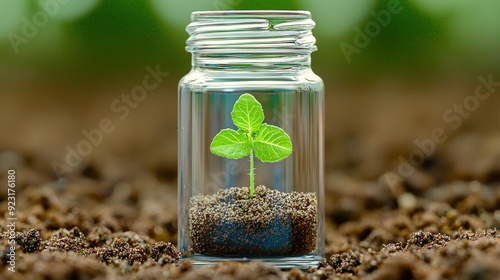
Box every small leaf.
[210,129,251,159]
[231,94,264,133]
[254,124,293,162]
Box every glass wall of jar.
[178,10,324,269]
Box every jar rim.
[186,10,317,62]
[191,10,311,20]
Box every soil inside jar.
[189,185,318,256]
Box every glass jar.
[178,10,324,269]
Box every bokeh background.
[1,0,500,229]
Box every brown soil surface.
[1,83,500,279]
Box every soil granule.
[189,185,318,256]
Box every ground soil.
[0,84,499,279]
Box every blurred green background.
[1,0,500,82]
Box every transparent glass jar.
[178,10,324,269]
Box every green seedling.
[210,93,293,198]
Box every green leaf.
[231,93,264,133]
[210,129,251,159]
[254,124,293,162]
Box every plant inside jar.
[189,93,317,256]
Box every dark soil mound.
[189,185,318,256]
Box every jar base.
[183,253,322,269]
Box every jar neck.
[186,10,317,71]
[192,53,312,71]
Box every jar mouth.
[186,10,316,55]
[191,10,311,20]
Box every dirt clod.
[15,228,41,253]
[150,241,180,263]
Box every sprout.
[210,93,293,198]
